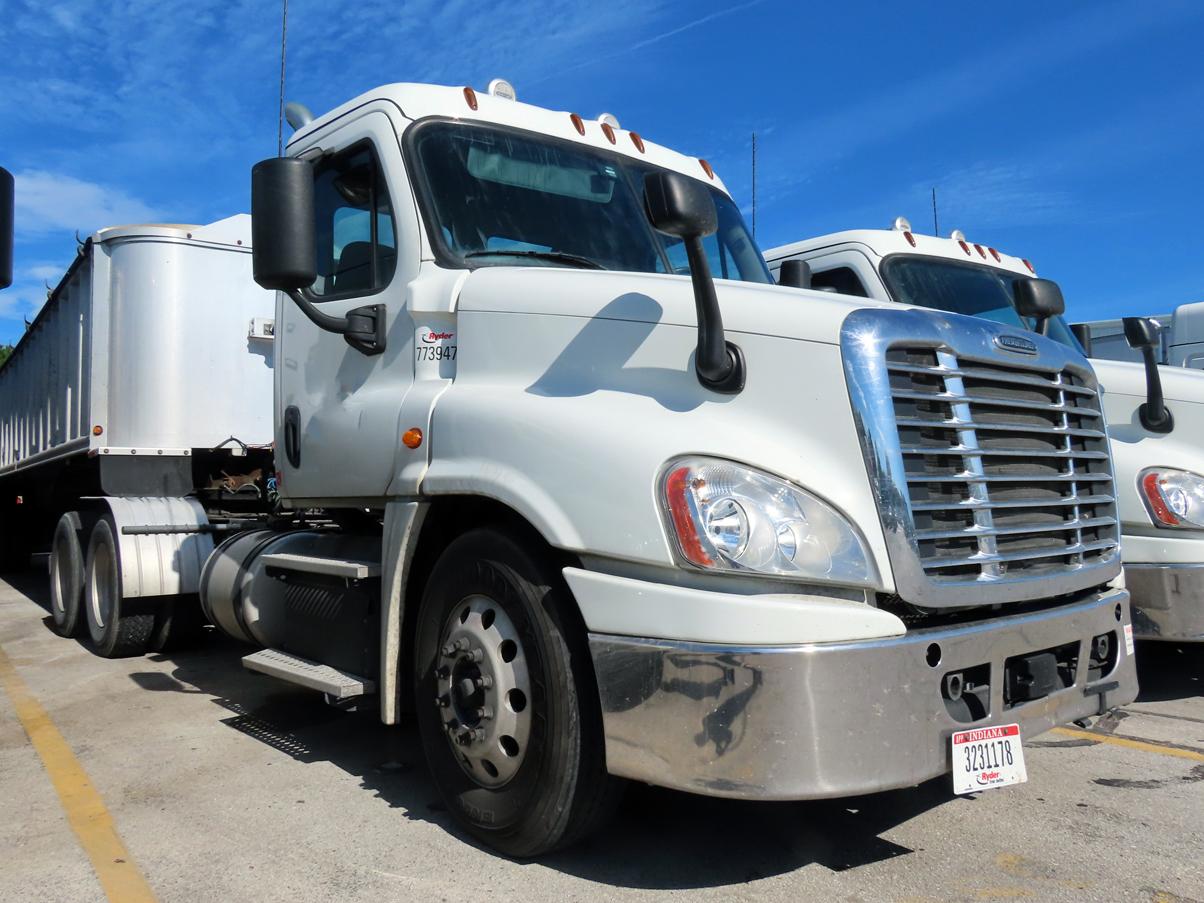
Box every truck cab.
[767,224,1204,643]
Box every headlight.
[659,456,879,586]
[1139,468,1204,528]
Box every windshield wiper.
[464,249,606,270]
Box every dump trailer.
[767,222,1204,642]
[0,215,277,654]
[31,82,1138,857]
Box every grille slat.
[894,416,1106,439]
[905,472,1113,484]
[915,515,1115,541]
[887,346,1119,587]
[887,361,1099,396]
[921,538,1118,569]
[909,493,1116,512]
[890,388,1102,418]
[901,445,1110,460]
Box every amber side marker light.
[92,425,103,436]
[463,87,478,110]
[402,428,424,449]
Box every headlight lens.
[659,457,878,586]
[1139,468,1204,528]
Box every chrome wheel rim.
[50,531,69,616]
[89,538,114,630]
[435,595,531,788]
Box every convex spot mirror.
[251,157,317,292]
[1123,316,1160,350]
[644,170,718,239]
[0,167,12,290]
[778,259,812,289]
[1013,278,1064,335]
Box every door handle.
[283,405,301,468]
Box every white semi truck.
[767,224,1204,643]
[0,216,278,653]
[6,84,1138,857]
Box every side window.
[310,143,397,298]
[811,266,868,297]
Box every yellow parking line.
[1051,726,1204,763]
[0,644,156,903]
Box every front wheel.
[413,528,621,857]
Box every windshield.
[880,255,1084,352]
[409,120,772,283]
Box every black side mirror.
[1069,323,1093,357]
[252,157,317,291]
[250,157,385,355]
[0,167,13,291]
[644,171,743,394]
[1123,316,1172,433]
[778,259,811,290]
[1013,278,1064,335]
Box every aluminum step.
[260,552,381,580]
[242,648,375,699]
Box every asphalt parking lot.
[1,572,1201,903]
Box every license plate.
[951,723,1027,794]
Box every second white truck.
[768,223,1204,643]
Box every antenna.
[751,131,757,240]
[277,0,289,156]
[931,187,938,236]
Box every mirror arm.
[1136,345,1173,433]
[682,237,744,393]
[1034,317,1050,336]
[285,289,386,356]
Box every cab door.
[275,110,422,502]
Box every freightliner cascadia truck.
[768,223,1204,643]
[2,84,1137,856]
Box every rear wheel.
[413,528,621,857]
[49,512,85,636]
[84,516,154,658]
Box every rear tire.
[413,527,621,858]
[49,512,85,637]
[84,516,154,658]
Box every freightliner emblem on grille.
[993,334,1039,355]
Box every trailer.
[0,215,276,654]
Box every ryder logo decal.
[422,331,455,343]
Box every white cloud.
[14,170,161,235]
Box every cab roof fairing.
[765,229,1036,278]
[284,82,732,198]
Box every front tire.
[413,528,620,857]
[49,512,86,636]
[84,516,154,658]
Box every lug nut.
[466,647,485,663]
[435,694,450,708]
[476,706,493,720]
[441,638,470,657]
[478,675,493,690]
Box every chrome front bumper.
[589,588,1137,800]
[1126,563,1204,641]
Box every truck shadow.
[1133,640,1203,702]
[124,627,954,886]
[14,568,1195,886]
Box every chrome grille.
[886,346,1120,585]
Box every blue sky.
[2,0,1201,345]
